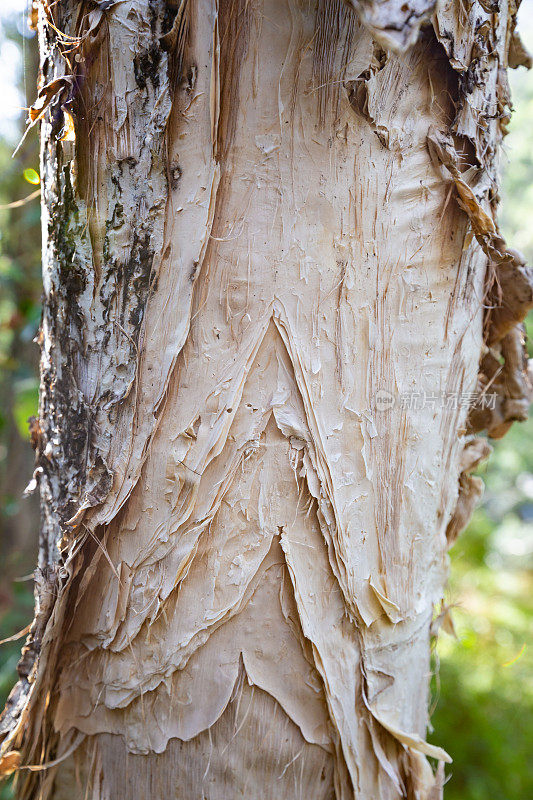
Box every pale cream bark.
[1,1,532,799]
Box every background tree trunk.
[1,1,532,798]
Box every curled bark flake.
[346,0,438,52]
[402,750,445,800]
[427,125,533,439]
[508,28,533,68]
[485,248,533,344]
[468,325,532,438]
[344,41,389,143]
[28,76,74,124]
[0,751,21,779]
[508,0,533,69]
[445,438,492,546]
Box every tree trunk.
[1,1,532,798]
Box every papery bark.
[1,1,532,798]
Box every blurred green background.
[0,3,532,800]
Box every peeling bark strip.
[1,0,532,798]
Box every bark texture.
[1,1,532,798]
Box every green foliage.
[0,583,34,706]
[430,423,533,799]
[0,580,34,800]
[22,168,39,186]
[0,11,40,564]
[0,14,40,797]
[11,378,38,439]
